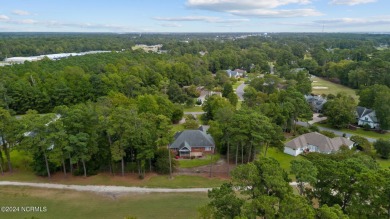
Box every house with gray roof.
[169,126,215,158]
[356,106,380,129]
[305,94,327,113]
[284,132,354,156]
[226,69,246,78]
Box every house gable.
[356,106,380,129]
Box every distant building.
[132,44,163,53]
[4,51,111,64]
[199,51,208,56]
[356,106,380,129]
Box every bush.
[295,126,310,135]
[319,130,337,138]
[196,99,202,105]
[374,139,390,159]
[308,125,319,132]
[362,123,371,131]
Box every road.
[0,181,210,193]
[236,82,247,101]
[0,181,299,193]
[296,121,376,143]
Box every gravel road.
[236,83,247,101]
[0,181,210,193]
[0,181,299,193]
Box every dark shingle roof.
[169,130,215,149]
[356,106,378,123]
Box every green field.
[311,76,358,100]
[183,106,204,113]
[0,186,208,219]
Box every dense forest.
[0,33,389,218]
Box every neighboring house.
[290,68,306,74]
[284,132,354,156]
[197,89,222,105]
[226,69,246,78]
[305,95,327,113]
[356,106,380,129]
[169,126,215,158]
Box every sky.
[0,0,389,33]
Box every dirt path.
[0,180,298,196]
[0,181,211,193]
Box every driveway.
[236,83,247,101]
[296,121,376,143]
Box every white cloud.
[330,0,376,6]
[154,16,250,23]
[0,15,10,20]
[19,19,38,24]
[12,10,31,16]
[187,0,311,10]
[186,0,321,18]
[230,8,322,17]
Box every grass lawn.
[232,80,244,89]
[172,123,185,133]
[178,154,221,168]
[376,158,390,169]
[265,147,304,180]
[0,186,209,219]
[311,76,358,101]
[316,123,390,140]
[236,100,242,110]
[183,106,204,113]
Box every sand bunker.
[313,86,328,89]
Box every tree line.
[0,92,179,178]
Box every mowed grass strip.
[311,76,358,100]
[0,186,209,219]
[183,106,204,113]
[0,171,226,188]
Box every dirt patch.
[176,159,236,179]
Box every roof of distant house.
[356,106,378,123]
[285,132,353,153]
[233,69,246,73]
[170,129,214,150]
